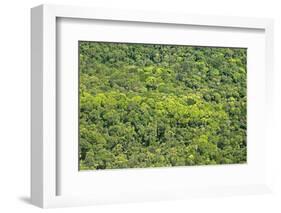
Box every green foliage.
[79,42,247,170]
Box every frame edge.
[31,5,44,208]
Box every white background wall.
[0,0,280,212]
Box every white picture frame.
[31,4,274,208]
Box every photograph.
[78,41,247,170]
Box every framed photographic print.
[31,4,274,208]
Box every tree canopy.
[79,41,247,170]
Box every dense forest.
[79,41,247,170]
